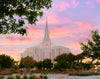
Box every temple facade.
[21,19,70,61]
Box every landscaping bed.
[0,74,48,79]
[69,72,100,76]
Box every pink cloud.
[0,26,43,45]
[53,0,79,12]
[49,21,94,39]
[65,40,82,54]
[74,21,94,32]
[95,0,100,3]
[49,26,75,38]
[84,0,100,8]
[0,46,21,61]
[50,21,94,37]
[71,0,79,8]
[0,51,21,61]
[0,47,5,52]
[85,1,95,8]
[80,34,89,38]
[67,42,80,49]
[0,21,94,46]
[54,1,70,11]
[0,26,74,46]
[37,11,71,25]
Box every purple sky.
[0,0,100,61]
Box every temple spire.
[43,18,50,41]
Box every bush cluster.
[6,75,48,79]
[69,72,100,76]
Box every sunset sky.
[0,0,100,61]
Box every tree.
[54,53,68,62]
[19,60,25,68]
[35,61,43,70]
[42,59,53,70]
[0,64,1,70]
[54,60,69,70]
[54,53,76,69]
[54,53,76,63]
[66,53,76,63]
[80,30,100,62]
[75,53,84,63]
[0,0,52,35]
[66,53,76,69]
[20,56,36,68]
[0,54,14,68]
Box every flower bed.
[0,68,13,75]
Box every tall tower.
[43,18,51,42]
[42,18,51,48]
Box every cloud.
[74,21,94,32]
[49,26,75,38]
[0,46,21,61]
[85,1,95,8]
[52,0,79,12]
[48,21,94,39]
[84,0,100,8]
[95,0,100,3]
[0,21,94,46]
[0,47,5,52]
[71,0,79,8]
[0,51,21,61]
[0,26,43,45]
[0,25,75,46]
[54,1,70,11]
[65,40,82,55]
[37,11,71,25]
[49,21,94,39]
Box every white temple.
[21,19,70,61]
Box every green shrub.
[39,75,43,78]
[42,59,53,70]
[44,75,48,79]
[54,60,69,70]
[23,75,27,79]
[69,72,100,76]
[29,75,36,79]
[15,75,21,79]
[0,54,14,68]
[7,76,14,79]
[0,64,1,70]
[0,76,4,79]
